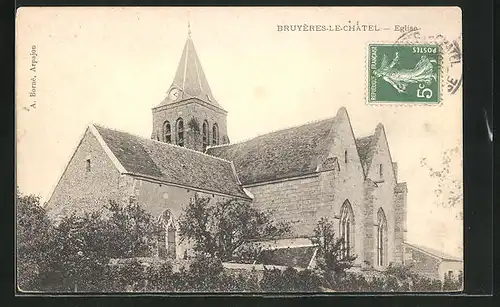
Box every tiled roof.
[404,242,462,262]
[206,118,336,185]
[355,134,376,174]
[93,125,248,199]
[256,246,317,268]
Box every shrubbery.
[16,191,462,293]
[16,191,160,292]
[259,267,322,292]
[101,255,260,292]
[178,197,291,262]
[99,259,462,293]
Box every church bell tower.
[151,24,229,152]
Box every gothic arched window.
[212,123,219,146]
[339,200,355,258]
[377,208,388,267]
[202,120,209,150]
[158,209,176,259]
[176,118,184,147]
[163,121,171,143]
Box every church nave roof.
[93,125,249,199]
[206,118,337,185]
[206,115,384,185]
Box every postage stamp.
[368,44,441,104]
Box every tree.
[311,217,357,288]
[420,147,463,255]
[383,262,417,282]
[178,197,291,261]
[420,147,462,212]
[16,193,161,292]
[16,190,53,291]
[102,200,160,259]
[442,270,463,291]
[45,200,161,292]
[45,211,116,291]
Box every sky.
[16,7,463,257]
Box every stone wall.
[316,108,368,266]
[245,108,373,267]
[393,183,408,263]
[246,175,321,238]
[152,99,228,150]
[362,180,377,268]
[129,177,247,259]
[364,124,400,267]
[46,128,122,221]
[403,246,440,280]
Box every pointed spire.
[160,24,222,109]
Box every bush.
[185,255,225,291]
[16,192,53,291]
[16,192,160,292]
[260,267,286,292]
[146,262,175,292]
[17,190,459,293]
[412,275,442,292]
[311,217,357,287]
[442,271,463,292]
[260,267,322,292]
[113,259,146,292]
[334,273,371,292]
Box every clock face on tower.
[169,88,180,101]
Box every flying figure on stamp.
[374,52,437,93]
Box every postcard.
[16,7,463,293]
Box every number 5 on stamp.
[368,44,441,104]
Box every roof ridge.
[403,242,462,261]
[92,123,235,165]
[206,143,231,150]
[207,116,336,149]
[147,138,235,164]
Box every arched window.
[158,210,176,259]
[212,123,219,146]
[163,121,171,143]
[202,120,209,150]
[377,208,388,267]
[339,200,355,258]
[176,118,184,147]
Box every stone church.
[46,30,408,270]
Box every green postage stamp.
[368,44,441,104]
